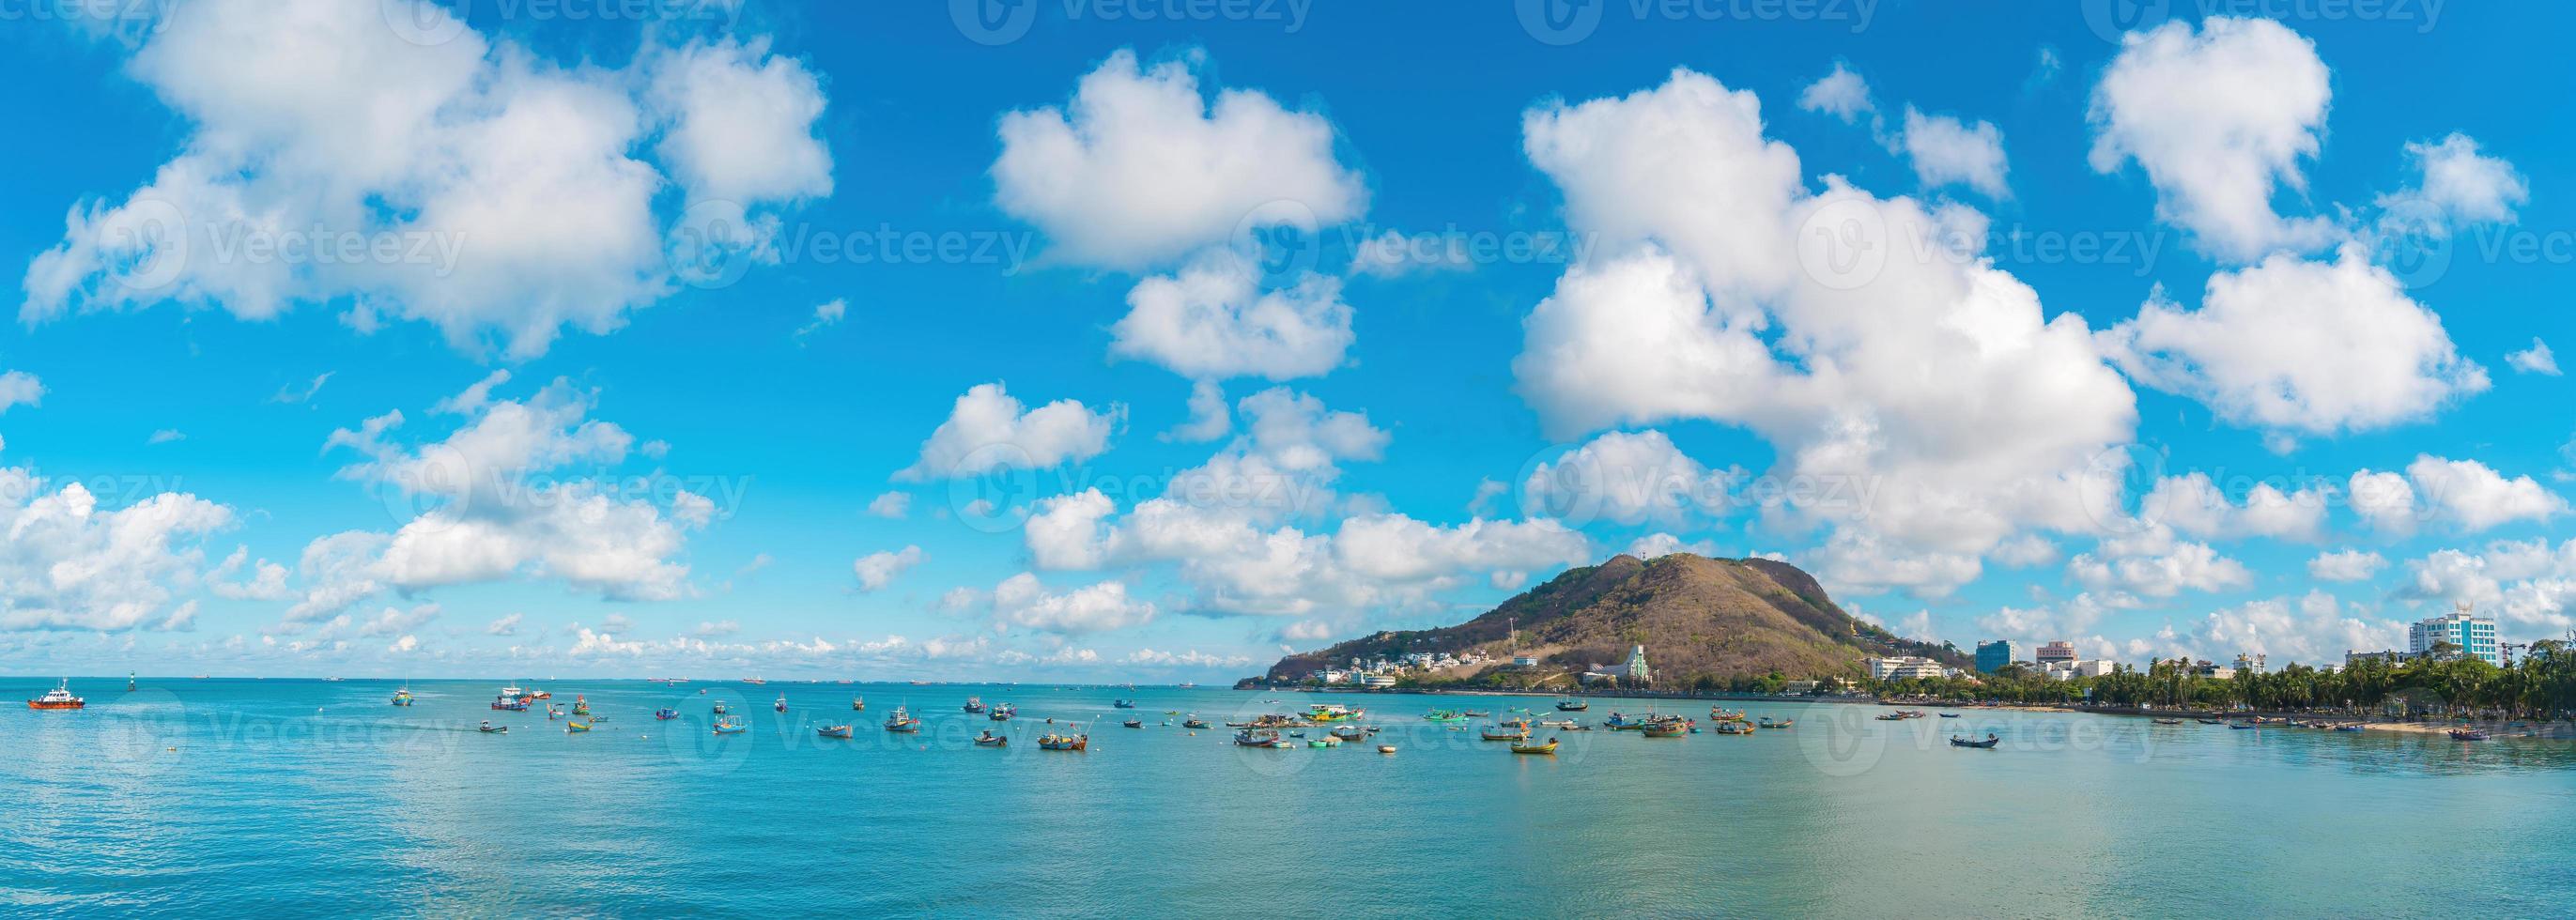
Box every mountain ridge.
[1260,553,1968,687]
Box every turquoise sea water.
[3,678,2570,918]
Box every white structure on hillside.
[1626,645,1651,683]
[1866,656,1947,681]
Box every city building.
[1974,639,2017,673]
[1625,645,1651,684]
[2409,609,2503,667]
[1359,675,1397,689]
[1866,656,1947,681]
[2036,640,2077,666]
[2232,653,2268,674]
[1511,655,1539,667]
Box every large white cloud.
[21,0,832,359]
[2404,454,2563,531]
[1521,429,1735,527]
[2101,246,2487,437]
[895,382,1122,481]
[1511,69,2136,590]
[0,474,231,631]
[2379,132,2527,229]
[284,375,702,623]
[853,545,924,592]
[989,574,1157,634]
[1900,107,2008,198]
[2088,16,2336,261]
[1113,248,1355,380]
[994,49,1366,269]
[649,38,833,206]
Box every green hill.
[1259,553,1969,687]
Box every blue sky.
[1,0,2570,681]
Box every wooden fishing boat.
[884,706,921,732]
[975,730,1008,747]
[1122,718,1143,728]
[1714,721,1753,735]
[2449,728,2490,741]
[476,722,507,734]
[565,719,592,733]
[1037,733,1087,751]
[655,708,679,720]
[712,701,729,715]
[1480,727,1529,742]
[390,687,414,707]
[2152,718,2184,726]
[1234,728,1282,747]
[1553,698,1588,712]
[1950,735,1999,749]
[1331,726,1366,742]
[1113,699,1137,709]
[1641,720,1689,738]
[852,697,865,711]
[989,703,1016,721]
[1756,717,1794,729]
[773,695,786,713]
[1182,717,1211,729]
[1511,738,1559,755]
[964,696,986,713]
[713,717,747,735]
[818,725,855,739]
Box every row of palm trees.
[1867,640,2576,721]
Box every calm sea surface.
[3,678,2570,918]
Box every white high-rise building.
[2410,609,2502,667]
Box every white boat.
[500,684,525,698]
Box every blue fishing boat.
[884,706,921,732]
[1113,699,1137,709]
[655,708,679,720]
[817,725,854,739]
[712,717,747,735]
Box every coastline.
[1262,684,2575,740]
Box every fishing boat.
[2334,724,2368,733]
[572,696,591,717]
[500,684,524,699]
[2449,728,2491,741]
[1424,710,1468,724]
[1306,739,1333,748]
[492,697,530,712]
[1462,710,1489,718]
[1331,726,1366,742]
[1873,713,1907,721]
[774,695,786,713]
[712,701,729,715]
[1037,732,1087,751]
[975,730,1008,747]
[1708,708,1747,722]
[989,703,1017,721]
[851,697,865,712]
[1642,720,1689,738]
[964,696,986,713]
[26,680,85,711]
[817,725,855,739]
[2229,722,2259,729]
[1378,744,1397,754]
[1112,699,1137,709]
[655,708,679,720]
[1950,734,2000,749]
[1235,728,1282,747]
[2196,718,2224,725]
[1554,698,1589,712]
[1307,703,1364,722]
[390,687,414,707]
[477,721,507,734]
[127,673,136,693]
[713,718,747,735]
[1604,713,1649,730]
[1480,725,1530,742]
[1937,713,1962,718]
[1512,737,1560,755]
[1756,717,1794,729]
[1182,717,1211,729]
[1714,721,1754,735]
[1122,718,1143,728]
[2152,718,2184,726]
[565,719,592,733]
[884,706,921,732]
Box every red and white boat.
[27,680,84,711]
